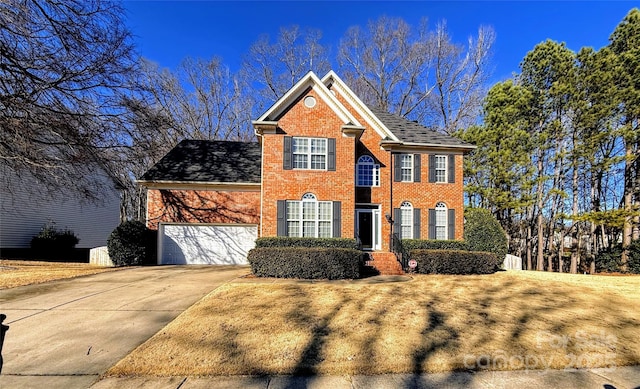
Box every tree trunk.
[570,159,579,274]
[537,212,545,271]
[622,144,633,272]
[526,219,533,271]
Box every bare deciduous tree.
[0,0,137,202]
[338,16,494,134]
[241,25,331,113]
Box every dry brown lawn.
[0,260,119,289]
[107,271,640,377]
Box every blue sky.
[123,1,636,83]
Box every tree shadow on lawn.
[134,273,639,387]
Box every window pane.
[318,202,332,220]
[357,164,373,186]
[286,201,299,219]
[293,154,308,169]
[303,202,316,219]
[435,155,447,183]
[292,138,308,153]
[401,206,413,239]
[318,221,331,238]
[310,154,326,169]
[435,205,447,240]
[310,138,326,153]
[401,154,413,182]
[288,221,300,237]
[303,221,315,237]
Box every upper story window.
[429,154,454,183]
[400,201,414,239]
[435,155,447,183]
[356,155,380,187]
[394,153,421,182]
[284,136,335,171]
[292,137,327,170]
[435,202,447,240]
[400,154,413,182]
[286,193,332,238]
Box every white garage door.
[159,224,257,265]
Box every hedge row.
[401,239,469,251]
[248,247,364,279]
[410,249,500,275]
[254,237,358,249]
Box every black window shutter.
[413,154,421,182]
[283,137,292,170]
[448,154,455,183]
[393,208,401,238]
[448,209,455,240]
[394,154,402,182]
[277,200,287,236]
[428,208,436,239]
[327,138,336,171]
[413,208,421,239]
[332,201,341,237]
[429,154,436,183]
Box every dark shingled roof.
[140,140,261,183]
[369,108,474,148]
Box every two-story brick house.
[139,71,474,273]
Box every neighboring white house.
[0,168,121,252]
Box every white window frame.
[400,201,413,239]
[435,202,447,240]
[400,154,414,182]
[292,137,327,170]
[286,193,333,238]
[435,155,447,183]
[356,155,380,187]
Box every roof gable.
[255,71,361,126]
[321,71,399,142]
[322,71,474,151]
[139,140,261,184]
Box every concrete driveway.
[0,265,249,389]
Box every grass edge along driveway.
[0,260,120,289]
[107,271,640,376]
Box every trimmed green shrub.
[254,237,358,249]
[410,249,500,275]
[107,221,153,266]
[464,208,508,260]
[248,247,363,279]
[30,223,79,259]
[402,239,469,251]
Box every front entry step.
[365,252,404,275]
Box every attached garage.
[159,224,257,265]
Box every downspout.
[389,150,394,251]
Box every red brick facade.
[144,72,470,255]
[257,81,466,250]
[146,188,260,230]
